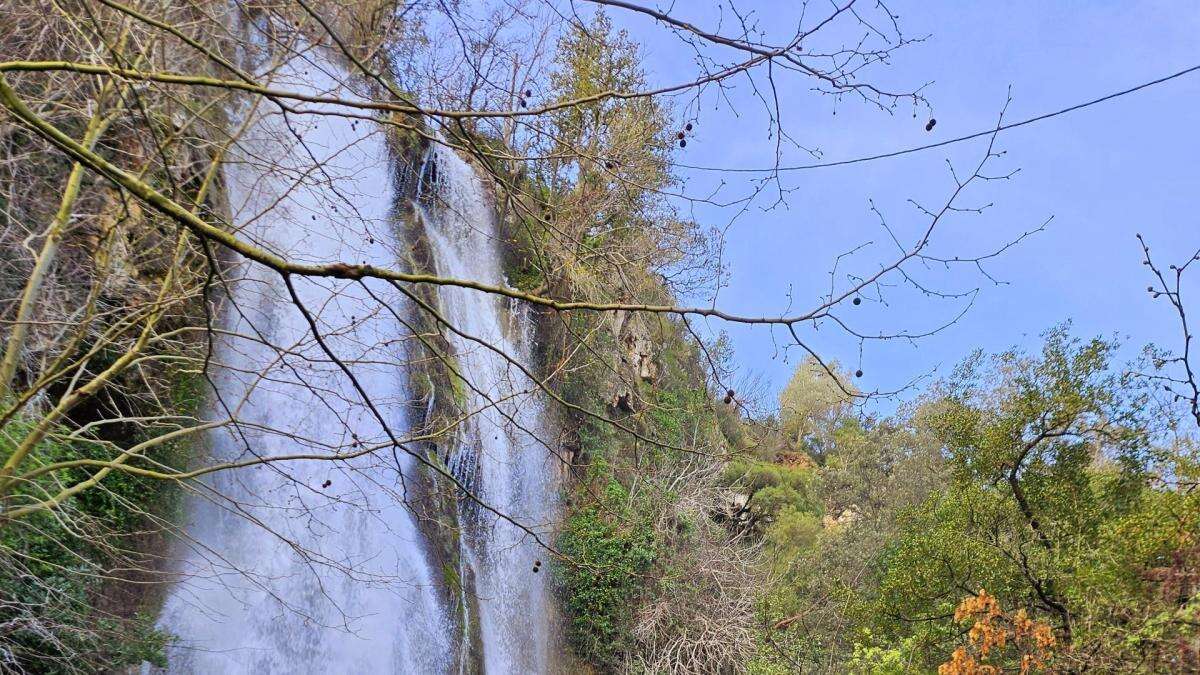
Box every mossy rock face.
[388,112,429,200]
[385,122,749,671]
[397,213,467,437]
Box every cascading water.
[155,48,454,672]
[417,144,560,673]
[155,40,558,674]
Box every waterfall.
[155,42,558,674]
[155,48,453,672]
[417,144,560,672]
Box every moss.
[448,368,469,409]
[387,110,427,158]
[442,561,462,595]
[397,221,469,430]
[506,260,545,293]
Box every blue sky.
[609,1,1200,410]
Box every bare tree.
[1139,233,1200,431]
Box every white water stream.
[418,143,559,672]
[156,44,556,673]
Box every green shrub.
[0,412,177,671]
[556,482,658,667]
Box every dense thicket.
[740,330,1200,672]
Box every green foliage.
[749,327,1200,672]
[846,633,921,674]
[778,357,856,458]
[511,9,712,305]
[546,10,671,197]
[550,315,752,669]
[859,328,1198,671]
[764,506,822,556]
[506,259,545,293]
[0,413,174,672]
[877,333,1145,608]
[646,386,710,456]
[557,482,658,667]
[722,457,821,536]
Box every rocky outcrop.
[608,309,657,412]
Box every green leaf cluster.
[557,481,658,668]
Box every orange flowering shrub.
[938,590,1056,674]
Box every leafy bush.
[556,482,658,667]
[0,412,178,671]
